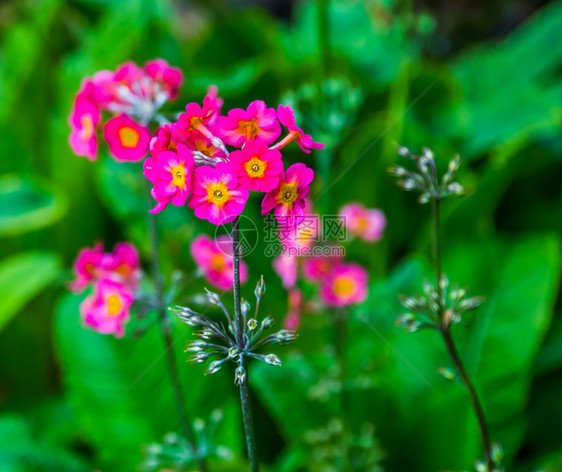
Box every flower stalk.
[232,215,260,472]
[390,145,499,471]
[147,192,208,472]
[430,198,493,471]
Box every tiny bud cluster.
[389,144,467,203]
[174,277,297,385]
[396,274,485,332]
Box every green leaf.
[54,293,242,469]
[0,252,61,332]
[468,235,561,463]
[0,175,68,237]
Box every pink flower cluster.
[190,235,248,291]
[145,88,323,226]
[69,60,183,162]
[340,203,386,242]
[70,242,141,338]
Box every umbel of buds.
[396,274,485,332]
[389,144,467,203]
[174,277,297,385]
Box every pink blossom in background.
[218,100,281,147]
[100,242,141,290]
[190,235,248,290]
[262,163,314,226]
[70,243,104,292]
[70,242,141,292]
[80,278,133,338]
[148,144,195,214]
[302,254,343,283]
[275,105,324,154]
[273,252,298,290]
[68,59,183,161]
[188,162,249,225]
[277,199,320,251]
[144,59,183,100]
[229,139,284,192]
[69,92,100,161]
[320,263,368,307]
[340,203,386,242]
[283,288,302,330]
[104,114,151,162]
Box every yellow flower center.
[118,126,140,148]
[80,115,94,140]
[168,141,177,152]
[244,157,266,178]
[171,164,186,188]
[239,119,260,140]
[278,183,298,206]
[207,182,230,207]
[106,294,122,316]
[190,116,203,131]
[333,276,356,297]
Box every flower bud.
[235,366,246,385]
[204,288,221,305]
[206,360,224,375]
[241,299,251,317]
[247,318,258,330]
[264,353,282,366]
[255,275,266,299]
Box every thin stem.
[232,216,260,472]
[431,198,494,470]
[441,326,493,468]
[335,310,351,470]
[147,201,208,472]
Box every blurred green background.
[1,0,562,470]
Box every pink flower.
[276,105,324,154]
[172,101,217,142]
[203,85,223,127]
[283,288,302,330]
[261,163,314,226]
[104,114,151,162]
[217,100,281,147]
[340,203,386,242]
[302,254,343,283]
[149,125,177,160]
[190,235,248,290]
[69,83,101,161]
[144,59,183,99]
[80,279,133,338]
[70,243,104,292]
[273,252,298,290]
[100,242,141,290]
[188,162,249,225]
[277,200,320,250]
[187,133,225,159]
[148,144,195,214]
[228,140,283,192]
[320,264,368,307]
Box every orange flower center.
[207,182,230,207]
[333,276,356,297]
[278,183,298,206]
[239,119,260,140]
[210,253,226,272]
[114,264,132,278]
[118,126,140,148]
[171,164,186,188]
[167,141,177,152]
[244,157,266,178]
[106,294,122,316]
[80,115,94,140]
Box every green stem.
[232,216,260,472]
[335,310,351,470]
[431,198,493,470]
[147,206,207,472]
